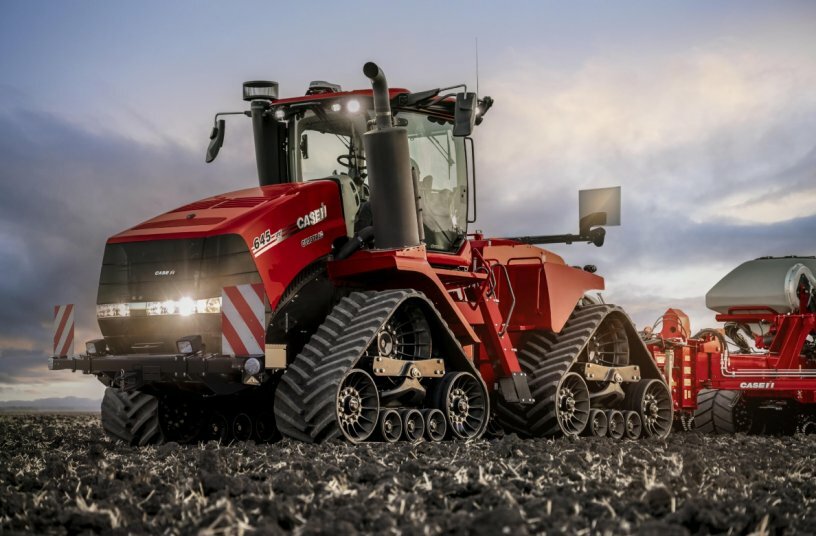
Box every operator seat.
[419,174,455,250]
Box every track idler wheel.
[606,410,625,439]
[337,369,380,443]
[555,373,590,436]
[436,372,489,440]
[232,413,253,441]
[582,408,608,437]
[379,409,402,443]
[422,408,447,442]
[401,409,425,443]
[626,379,673,438]
[624,410,642,439]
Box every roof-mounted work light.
[243,81,279,102]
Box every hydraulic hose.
[335,226,375,260]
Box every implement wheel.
[694,389,752,434]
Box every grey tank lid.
[705,256,816,314]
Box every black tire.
[101,388,164,446]
[694,389,750,434]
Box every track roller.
[400,409,424,442]
[624,410,642,439]
[606,410,625,439]
[379,409,402,443]
[626,379,673,438]
[232,413,253,441]
[422,408,446,442]
[254,412,279,442]
[337,369,380,443]
[203,412,230,442]
[436,371,489,440]
[583,408,608,437]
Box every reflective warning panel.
[53,304,75,357]
[221,284,265,357]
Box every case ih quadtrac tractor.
[50,63,672,445]
[645,257,816,433]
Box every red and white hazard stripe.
[53,304,75,357]
[221,284,265,357]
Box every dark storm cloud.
[0,348,50,385]
[0,108,255,352]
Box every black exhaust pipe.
[362,62,421,250]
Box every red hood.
[110,183,316,243]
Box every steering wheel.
[337,154,366,171]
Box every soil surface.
[1,414,814,535]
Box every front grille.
[97,234,262,355]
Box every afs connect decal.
[252,204,327,258]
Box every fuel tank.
[97,180,348,354]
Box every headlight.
[145,297,222,316]
[96,303,130,318]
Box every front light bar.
[96,297,222,318]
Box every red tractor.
[49,63,672,444]
[645,257,816,433]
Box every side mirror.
[205,119,226,163]
[453,92,477,137]
[579,186,621,247]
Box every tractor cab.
[207,81,487,253]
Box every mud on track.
[1,414,815,535]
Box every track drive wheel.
[625,379,673,438]
[693,389,752,434]
[436,372,489,440]
[101,388,164,446]
[337,369,380,443]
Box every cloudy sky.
[1,1,814,402]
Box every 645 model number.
[253,229,273,250]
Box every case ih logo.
[297,203,327,230]
[252,204,327,258]
[154,270,176,276]
[739,382,775,389]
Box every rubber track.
[494,305,621,438]
[274,290,422,443]
[101,387,164,446]
[694,389,740,433]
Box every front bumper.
[49,353,263,395]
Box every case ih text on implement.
[645,257,816,434]
[49,63,672,445]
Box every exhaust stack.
[362,62,421,250]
